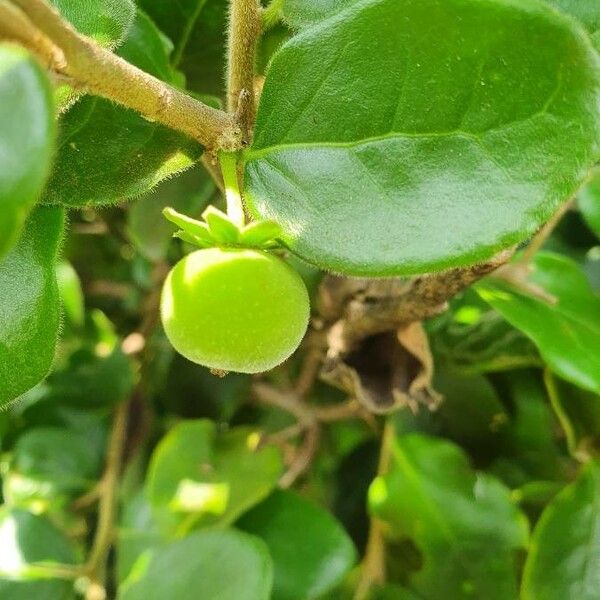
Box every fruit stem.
[219,151,246,227]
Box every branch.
[354,420,394,600]
[226,0,261,133]
[7,0,243,150]
[83,400,129,599]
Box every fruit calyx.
[163,205,282,250]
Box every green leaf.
[56,261,84,327]
[4,427,103,504]
[522,461,600,600]
[238,490,356,600]
[491,371,565,487]
[139,0,228,95]
[117,492,164,584]
[127,165,214,261]
[118,529,273,600]
[42,347,135,410]
[245,0,600,276]
[42,11,201,207]
[578,167,600,238]
[0,45,55,260]
[433,366,509,450]
[0,508,77,599]
[51,0,135,49]
[282,0,356,28]
[476,252,600,394]
[369,433,529,599]
[145,420,283,534]
[0,207,64,407]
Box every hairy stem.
[226,0,260,131]
[8,0,243,150]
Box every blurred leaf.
[118,529,272,600]
[428,290,540,374]
[0,508,77,599]
[127,165,214,261]
[146,420,282,534]
[545,373,600,461]
[239,490,356,600]
[43,11,201,207]
[434,366,508,453]
[522,461,600,600]
[0,207,64,407]
[0,45,55,259]
[491,372,565,487]
[578,167,600,238]
[477,253,600,394]
[139,0,229,95]
[4,427,103,507]
[56,261,85,328]
[41,347,135,410]
[52,0,135,48]
[369,433,529,599]
[117,492,163,584]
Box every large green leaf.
[139,0,228,95]
[0,508,77,599]
[238,490,356,600]
[52,0,135,49]
[522,461,600,600]
[0,45,54,260]
[245,0,600,276]
[118,529,273,600]
[0,207,64,407]
[369,433,529,599]
[476,252,600,394]
[145,420,283,534]
[43,11,201,207]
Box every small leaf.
[369,433,529,599]
[476,252,600,394]
[522,461,600,600]
[240,220,282,247]
[245,0,600,275]
[202,206,241,244]
[0,207,64,407]
[118,529,273,600]
[0,508,77,599]
[163,207,215,246]
[145,420,283,534]
[238,490,356,600]
[0,45,55,259]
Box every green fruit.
[160,248,310,373]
